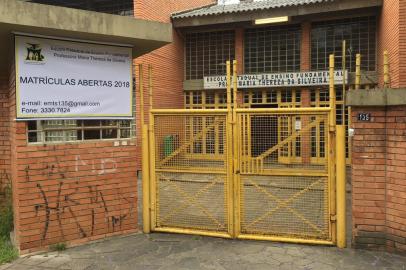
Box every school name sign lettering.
[204,70,348,89]
[15,35,133,119]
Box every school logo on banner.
[25,43,45,64]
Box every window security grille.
[185,31,235,80]
[311,16,377,72]
[244,25,301,74]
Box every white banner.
[204,70,348,89]
[15,35,133,119]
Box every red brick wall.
[0,75,10,192]
[399,0,406,88]
[8,64,138,253]
[385,106,406,252]
[351,106,406,253]
[378,0,400,88]
[133,0,216,170]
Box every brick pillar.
[301,22,312,164]
[351,107,387,250]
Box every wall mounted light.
[254,16,289,25]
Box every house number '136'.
[358,113,371,121]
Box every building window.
[185,31,235,80]
[242,89,301,108]
[27,78,136,143]
[23,0,134,16]
[185,90,227,109]
[311,16,377,72]
[244,25,301,74]
[27,120,135,143]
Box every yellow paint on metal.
[384,50,390,88]
[336,125,346,248]
[329,54,337,244]
[226,60,235,236]
[146,59,336,246]
[232,60,240,237]
[238,234,334,245]
[140,64,151,234]
[149,115,157,230]
[154,227,233,239]
[355,54,361,90]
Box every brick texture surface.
[133,0,216,171]
[0,76,10,192]
[351,106,406,253]
[378,0,400,88]
[7,64,138,253]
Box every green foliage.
[0,183,18,265]
[0,184,14,239]
[0,237,18,265]
[50,242,67,252]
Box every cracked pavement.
[1,233,405,270]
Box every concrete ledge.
[0,0,172,72]
[347,88,406,106]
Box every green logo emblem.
[25,43,45,62]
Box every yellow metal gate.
[149,110,232,238]
[146,108,334,244]
[141,58,346,246]
[235,108,333,243]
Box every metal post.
[355,54,361,90]
[226,60,234,236]
[384,51,390,88]
[329,55,336,127]
[232,60,240,237]
[329,54,337,244]
[226,61,232,113]
[149,65,153,111]
[342,40,346,125]
[336,125,346,248]
[140,64,151,233]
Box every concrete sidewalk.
[1,233,405,270]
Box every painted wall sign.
[358,113,371,122]
[204,70,348,89]
[15,35,133,119]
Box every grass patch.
[0,183,18,265]
[0,237,18,265]
[50,242,67,252]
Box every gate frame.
[140,55,347,247]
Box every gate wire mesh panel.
[238,112,330,240]
[153,114,229,232]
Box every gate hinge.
[330,214,337,221]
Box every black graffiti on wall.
[26,158,135,241]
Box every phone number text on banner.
[15,35,133,119]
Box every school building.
[0,0,405,254]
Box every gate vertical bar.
[384,51,390,88]
[232,60,240,237]
[140,64,151,233]
[355,54,361,90]
[329,54,337,244]
[226,60,235,236]
[336,125,346,248]
[149,112,157,230]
